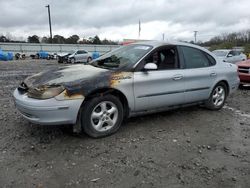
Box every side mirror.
[144,63,158,70]
[227,54,233,57]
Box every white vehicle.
[68,50,92,64]
[212,49,247,64]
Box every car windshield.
[90,44,152,69]
[212,50,228,57]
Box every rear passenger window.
[181,46,210,69]
[205,53,216,66]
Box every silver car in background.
[13,41,239,138]
[68,50,92,64]
[212,49,247,64]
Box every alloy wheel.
[212,86,225,107]
[90,101,118,132]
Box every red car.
[237,59,250,86]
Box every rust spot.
[63,90,84,100]
[110,72,132,87]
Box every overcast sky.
[0,0,250,42]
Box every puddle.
[223,105,250,119]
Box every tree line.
[200,30,250,53]
[0,34,118,45]
[1,30,250,53]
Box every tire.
[70,58,75,64]
[205,82,227,110]
[81,95,124,138]
[87,57,92,63]
[239,84,244,89]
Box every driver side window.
[144,47,180,70]
[228,51,234,56]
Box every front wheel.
[81,95,124,138]
[205,82,227,110]
[70,58,75,64]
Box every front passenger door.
[133,46,186,111]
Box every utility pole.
[194,31,198,43]
[138,20,141,39]
[45,5,53,43]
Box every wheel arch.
[213,80,229,97]
[82,87,130,118]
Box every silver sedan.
[13,41,239,137]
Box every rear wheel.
[81,95,123,138]
[205,82,227,110]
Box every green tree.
[27,35,40,43]
[0,35,10,42]
[66,35,79,44]
[41,36,49,43]
[52,35,66,44]
[92,35,102,44]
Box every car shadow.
[24,105,208,142]
[239,85,250,90]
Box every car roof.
[132,40,215,58]
[133,40,208,51]
[213,49,231,52]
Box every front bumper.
[13,89,84,125]
[239,73,250,84]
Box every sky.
[0,0,250,42]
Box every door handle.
[172,75,183,80]
[210,72,217,77]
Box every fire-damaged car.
[13,41,239,138]
[57,51,74,63]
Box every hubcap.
[90,101,118,132]
[212,86,225,107]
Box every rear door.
[179,46,217,103]
[74,51,81,61]
[75,50,88,62]
[80,50,89,62]
[133,46,186,111]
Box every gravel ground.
[0,60,249,188]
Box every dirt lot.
[0,60,249,188]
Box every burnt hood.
[24,64,113,96]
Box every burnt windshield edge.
[90,44,153,70]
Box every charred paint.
[22,65,129,99]
[61,90,84,100]
[110,72,133,88]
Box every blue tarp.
[0,50,13,61]
[38,51,49,59]
[92,51,100,59]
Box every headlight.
[27,85,65,99]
